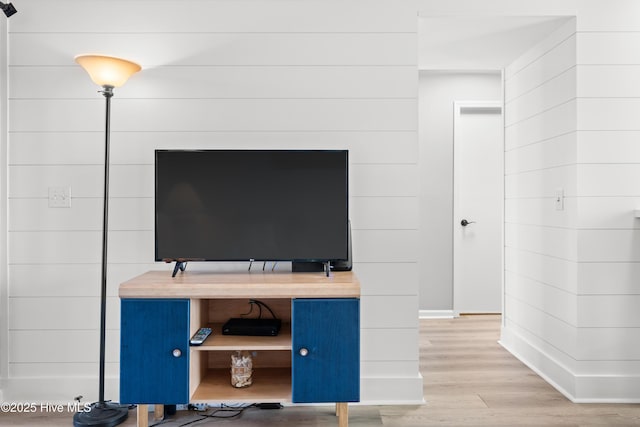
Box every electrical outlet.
[49,186,71,208]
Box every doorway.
[452,101,503,314]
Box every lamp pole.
[74,55,140,427]
[98,85,113,407]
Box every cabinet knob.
[299,348,309,357]
[172,348,182,358]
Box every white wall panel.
[9,199,102,231]
[504,197,575,229]
[9,296,121,330]
[108,231,155,264]
[504,99,576,150]
[351,164,418,197]
[504,132,576,175]
[505,247,578,294]
[12,66,418,100]
[9,165,101,198]
[505,67,576,127]
[578,164,640,197]
[361,361,419,378]
[577,197,640,229]
[351,197,418,230]
[8,263,157,298]
[360,328,418,361]
[10,100,102,132]
[505,270,577,326]
[505,164,576,199]
[361,296,418,329]
[8,133,103,165]
[578,229,640,263]
[11,99,417,133]
[578,32,640,65]
[10,131,418,166]
[15,0,416,33]
[504,18,576,81]
[578,98,640,131]
[108,198,153,231]
[578,295,640,327]
[577,0,640,31]
[578,131,640,164]
[9,330,119,363]
[8,231,100,264]
[353,262,418,296]
[578,65,640,98]
[105,263,162,296]
[9,363,102,378]
[505,33,576,101]
[352,230,419,263]
[109,165,154,198]
[578,262,640,295]
[505,295,577,359]
[577,327,640,360]
[10,33,417,68]
[8,264,100,297]
[505,223,577,261]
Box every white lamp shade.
[75,54,141,88]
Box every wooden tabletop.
[119,270,360,299]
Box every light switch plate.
[555,188,564,211]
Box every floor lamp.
[73,54,141,427]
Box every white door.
[453,101,503,314]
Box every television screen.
[155,149,349,263]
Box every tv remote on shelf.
[190,327,212,345]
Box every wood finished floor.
[2,315,639,426]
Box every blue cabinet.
[120,299,190,404]
[292,298,360,403]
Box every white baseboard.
[419,310,455,319]
[500,325,640,403]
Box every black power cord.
[240,299,278,320]
[149,404,257,427]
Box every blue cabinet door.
[292,298,359,403]
[120,299,189,404]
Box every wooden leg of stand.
[137,404,148,427]
[336,402,348,427]
[154,404,164,421]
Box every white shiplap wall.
[502,18,580,398]
[502,0,640,402]
[3,0,422,403]
[573,0,640,400]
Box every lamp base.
[73,401,129,427]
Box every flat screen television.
[155,149,349,266]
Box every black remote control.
[190,327,212,345]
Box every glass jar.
[230,350,253,388]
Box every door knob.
[461,219,476,227]
[299,348,309,357]
[172,349,182,358]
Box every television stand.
[118,271,360,427]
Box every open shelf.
[190,368,291,403]
[191,323,291,351]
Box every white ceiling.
[419,16,572,70]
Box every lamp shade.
[75,54,141,88]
